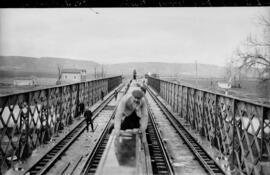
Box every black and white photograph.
[0,6,269,175]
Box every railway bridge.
[0,76,269,175]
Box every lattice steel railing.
[0,76,122,171]
[147,76,270,175]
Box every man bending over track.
[114,87,148,136]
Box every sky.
[0,7,268,66]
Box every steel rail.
[146,86,225,175]
[70,155,83,175]
[24,85,123,175]
[145,97,175,175]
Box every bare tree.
[237,15,270,81]
[233,13,270,104]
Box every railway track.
[24,85,123,175]
[80,83,174,175]
[80,82,131,175]
[79,110,115,175]
[25,82,225,175]
[81,84,222,175]
[146,104,174,175]
[146,86,225,175]
[80,105,172,175]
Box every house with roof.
[60,68,86,84]
[13,77,37,86]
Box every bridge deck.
[3,78,269,175]
[96,132,151,175]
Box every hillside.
[1,56,228,78]
[104,62,225,78]
[0,56,100,77]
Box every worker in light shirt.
[114,87,148,136]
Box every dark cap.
[132,89,144,99]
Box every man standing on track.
[114,87,148,136]
[101,90,104,101]
[84,106,94,132]
[114,90,118,101]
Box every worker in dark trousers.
[84,106,94,132]
[125,83,130,94]
[101,90,104,101]
[114,87,148,136]
[114,90,118,101]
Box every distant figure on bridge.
[78,102,85,118]
[140,86,146,94]
[125,82,130,94]
[133,69,137,80]
[114,90,118,101]
[114,87,148,136]
[84,106,94,132]
[101,90,104,101]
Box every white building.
[60,69,86,83]
[13,77,37,86]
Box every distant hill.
[104,62,226,78]
[0,56,258,79]
[0,56,100,78]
